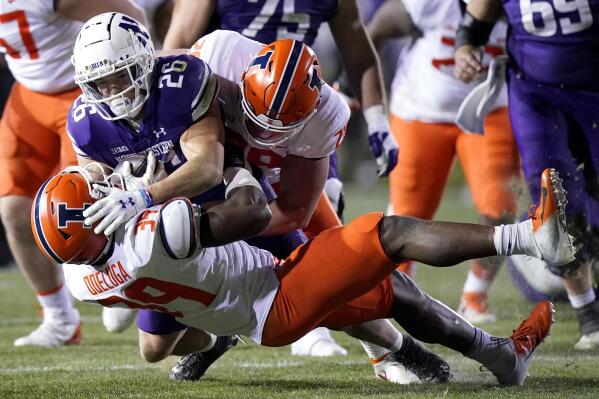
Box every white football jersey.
[63,203,280,343]
[0,0,81,93]
[389,0,508,123]
[189,30,350,185]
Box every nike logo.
[540,187,548,222]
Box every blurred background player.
[161,0,401,364]
[454,0,599,349]
[0,0,145,347]
[368,0,519,323]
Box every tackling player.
[454,0,599,350]
[0,0,145,347]
[32,164,574,386]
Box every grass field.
[1,182,598,398]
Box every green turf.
[1,182,598,398]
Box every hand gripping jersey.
[390,0,508,123]
[67,55,218,173]
[215,0,338,46]
[502,0,599,88]
[189,30,350,185]
[0,0,82,93]
[63,200,280,343]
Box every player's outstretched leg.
[379,168,575,268]
[170,336,239,381]
[388,271,553,385]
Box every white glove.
[83,185,153,236]
[122,152,157,190]
[364,105,398,177]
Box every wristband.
[455,11,495,48]
[139,188,154,207]
[363,104,390,134]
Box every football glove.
[365,105,398,177]
[83,185,153,236]
[122,152,157,190]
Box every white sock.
[493,220,538,257]
[199,333,217,352]
[569,289,596,309]
[360,331,403,360]
[463,270,492,293]
[37,284,77,323]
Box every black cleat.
[389,336,453,383]
[169,335,239,381]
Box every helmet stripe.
[33,179,66,264]
[269,40,304,117]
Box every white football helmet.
[72,13,155,120]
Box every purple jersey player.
[454,0,599,350]
[67,10,308,368]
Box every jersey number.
[242,0,311,42]
[97,277,216,318]
[0,10,39,59]
[158,60,187,88]
[520,0,594,36]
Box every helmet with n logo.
[240,39,323,148]
[31,167,111,265]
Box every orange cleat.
[458,292,497,324]
[495,301,554,385]
[528,168,575,265]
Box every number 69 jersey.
[63,200,281,343]
[0,0,82,93]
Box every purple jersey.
[67,54,217,172]
[215,0,337,45]
[502,0,599,88]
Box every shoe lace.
[511,324,540,355]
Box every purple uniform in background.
[67,54,306,334]
[215,0,337,46]
[502,0,599,269]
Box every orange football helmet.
[31,166,112,265]
[240,39,323,148]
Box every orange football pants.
[261,212,394,346]
[388,107,519,220]
[0,83,80,198]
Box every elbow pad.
[455,11,495,48]
[158,198,200,259]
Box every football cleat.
[458,292,497,324]
[14,310,82,347]
[170,335,239,381]
[494,301,554,385]
[291,327,348,357]
[574,298,599,350]
[370,353,421,384]
[102,307,137,333]
[528,168,575,266]
[387,336,453,383]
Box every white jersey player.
[189,29,349,187]
[0,0,146,347]
[388,0,508,123]
[368,0,518,324]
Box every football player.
[454,0,599,350]
[0,0,145,347]
[181,31,421,382]
[67,14,431,384]
[367,0,520,324]
[32,165,574,386]
[163,0,399,362]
